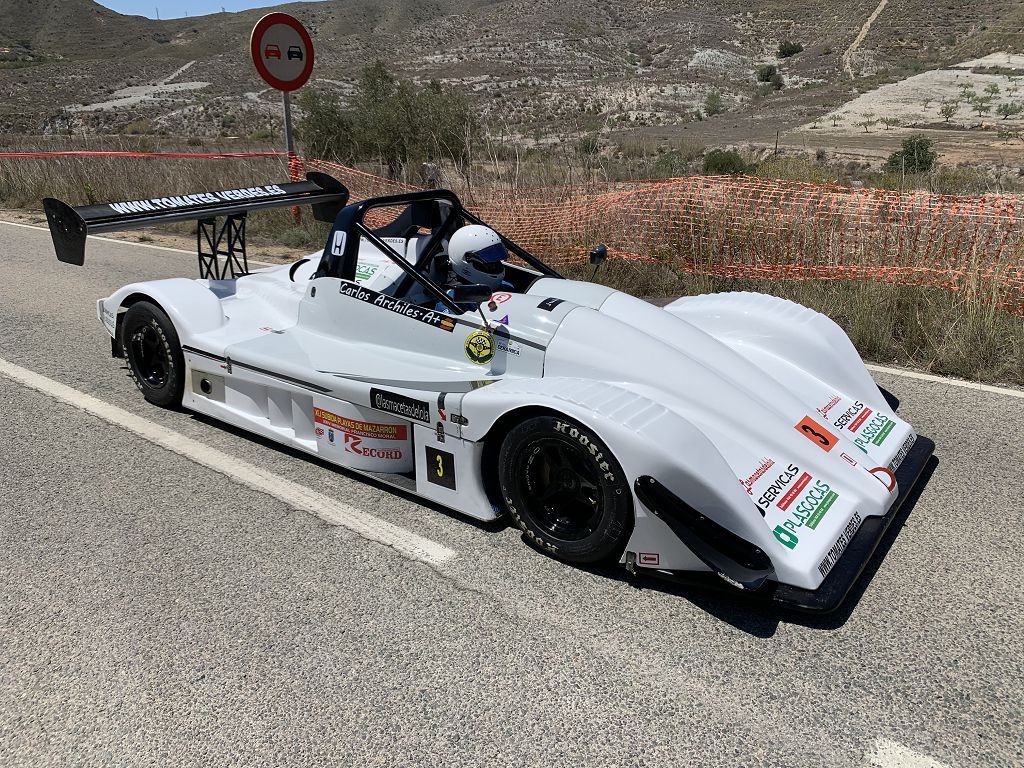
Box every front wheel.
[498,415,633,564]
[121,300,185,407]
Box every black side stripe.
[183,345,332,394]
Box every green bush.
[703,92,724,116]
[702,149,746,175]
[297,62,477,176]
[756,64,778,82]
[885,134,937,174]
[778,41,803,58]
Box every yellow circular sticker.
[464,330,495,365]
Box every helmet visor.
[465,242,507,275]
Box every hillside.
[0,0,1021,148]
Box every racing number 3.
[425,446,457,490]
[795,416,838,453]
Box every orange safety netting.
[308,158,1024,316]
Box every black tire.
[120,301,185,408]
[498,414,633,564]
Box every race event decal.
[795,415,837,452]
[425,446,457,490]
[464,330,495,365]
[339,281,456,332]
[106,184,288,215]
[369,388,431,423]
[818,511,863,579]
[313,407,408,440]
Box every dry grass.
[1,150,1021,387]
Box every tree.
[830,111,847,127]
[778,41,803,58]
[756,64,777,82]
[859,112,877,132]
[997,101,1024,119]
[984,83,1001,97]
[704,91,724,116]
[881,116,900,130]
[939,100,959,122]
[702,149,746,174]
[885,134,937,174]
[921,97,934,113]
[297,62,478,178]
[971,95,993,117]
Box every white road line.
[0,218,277,266]
[0,356,456,567]
[866,738,950,768]
[866,363,1024,400]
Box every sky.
[96,0,325,20]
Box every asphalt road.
[1,221,1021,768]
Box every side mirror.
[450,283,494,305]
[589,244,608,266]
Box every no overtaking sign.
[249,12,314,92]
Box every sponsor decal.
[330,230,347,256]
[852,411,896,453]
[818,511,863,579]
[343,433,403,460]
[450,414,469,426]
[638,552,660,566]
[370,388,431,423]
[847,405,872,432]
[754,463,800,512]
[553,421,616,482]
[831,400,868,431]
[496,338,521,357]
[888,433,916,472]
[328,428,335,444]
[497,314,509,325]
[795,416,838,452]
[435,421,446,443]
[425,446,457,490]
[315,427,325,437]
[537,297,564,311]
[840,451,859,467]
[817,395,841,418]
[101,306,116,333]
[772,476,840,549]
[740,457,775,496]
[313,407,408,440]
[105,185,288,215]
[490,292,513,304]
[464,330,495,365]
[339,282,456,332]
[354,263,379,282]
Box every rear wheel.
[121,301,185,407]
[498,415,633,564]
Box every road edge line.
[0,356,456,566]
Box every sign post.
[250,12,314,218]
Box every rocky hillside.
[0,0,1020,143]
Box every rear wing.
[43,172,349,277]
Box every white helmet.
[447,225,507,288]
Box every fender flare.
[105,278,225,347]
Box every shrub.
[778,41,803,58]
[770,72,785,91]
[702,149,746,175]
[756,64,777,82]
[703,92,724,116]
[885,134,937,174]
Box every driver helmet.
[447,225,507,288]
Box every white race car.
[44,174,933,611]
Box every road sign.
[249,12,314,92]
